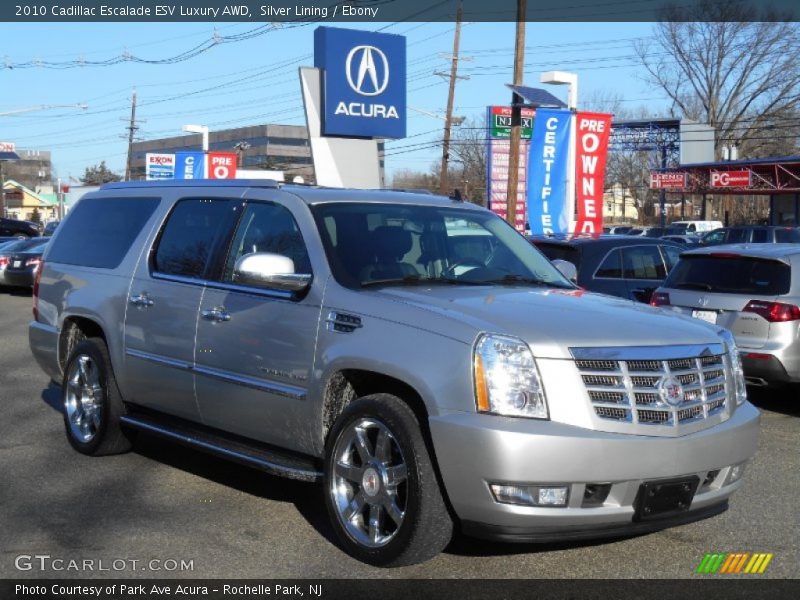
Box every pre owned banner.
[526,108,571,235]
[574,111,612,234]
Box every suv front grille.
[575,352,729,427]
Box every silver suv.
[652,244,800,388]
[29,180,759,566]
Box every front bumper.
[429,401,759,541]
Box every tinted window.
[775,228,800,243]
[727,229,749,243]
[628,228,643,235]
[664,255,791,295]
[622,245,666,279]
[595,249,622,278]
[534,243,580,266]
[661,245,683,271]
[751,229,769,243]
[46,197,159,269]
[223,202,312,284]
[703,229,726,245]
[154,199,230,278]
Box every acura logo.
[346,45,389,96]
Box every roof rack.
[100,179,280,190]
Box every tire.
[61,337,133,456]
[324,393,453,566]
[15,233,30,239]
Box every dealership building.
[130,122,385,182]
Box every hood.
[369,285,725,359]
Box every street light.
[540,71,578,231]
[182,124,209,152]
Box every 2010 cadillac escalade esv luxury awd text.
[29,180,759,566]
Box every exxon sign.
[314,27,406,139]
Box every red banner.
[710,170,750,188]
[207,152,238,179]
[574,112,612,234]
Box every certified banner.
[574,112,612,233]
[175,151,206,179]
[526,108,571,235]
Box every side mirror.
[233,252,311,292]
[551,259,578,283]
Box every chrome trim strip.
[126,348,305,400]
[570,344,725,361]
[203,279,295,301]
[193,364,306,400]
[125,348,192,371]
[151,272,207,287]
[119,416,322,480]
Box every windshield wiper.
[477,274,573,288]
[675,282,713,291]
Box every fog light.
[725,463,745,485]
[491,484,569,507]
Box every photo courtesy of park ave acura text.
[0,0,798,595]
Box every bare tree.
[635,1,800,158]
[449,117,487,206]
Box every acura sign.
[314,27,406,138]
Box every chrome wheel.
[330,418,408,548]
[64,354,103,443]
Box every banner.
[175,151,206,179]
[207,152,238,179]
[574,112,612,233]
[711,170,751,188]
[485,106,533,232]
[145,153,175,180]
[526,108,571,235]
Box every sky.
[0,20,673,183]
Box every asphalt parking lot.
[1,290,797,579]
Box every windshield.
[312,203,574,289]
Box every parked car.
[661,234,703,246]
[43,220,61,236]
[0,217,40,238]
[604,225,635,235]
[531,235,683,303]
[29,180,758,566]
[627,226,673,238]
[652,244,800,388]
[1,238,49,287]
[701,226,800,246]
[668,221,723,234]
[0,238,51,287]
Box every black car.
[701,226,800,245]
[2,238,49,287]
[43,220,60,236]
[0,217,41,238]
[531,235,683,303]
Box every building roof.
[2,179,56,206]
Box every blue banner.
[175,151,206,179]
[527,108,571,235]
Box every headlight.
[721,330,747,406]
[473,333,548,419]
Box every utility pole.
[505,0,527,228]
[124,89,139,181]
[439,0,463,196]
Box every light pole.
[182,124,209,152]
[540,71,578,231]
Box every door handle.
[129,293,154,307]
[201,307,231,323]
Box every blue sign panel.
[527,109,572,235]
[314,26,406,139]
[175,151,206,179]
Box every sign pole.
[504,0,526,228]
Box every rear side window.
[535,243,580,266]
[751,229,769,243]
[46,197,159,269]
[622,245,666,279]
[775,228,800,243]
[661,245,683,271]
[664,256,791,295]
[726,229,749,243]
[153,199,230,279]
[595,249,622,278]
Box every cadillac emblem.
[658,376,685,407]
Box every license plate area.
[692,309,718,324]
[634,476,699,521]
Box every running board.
[120,412,323,482]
